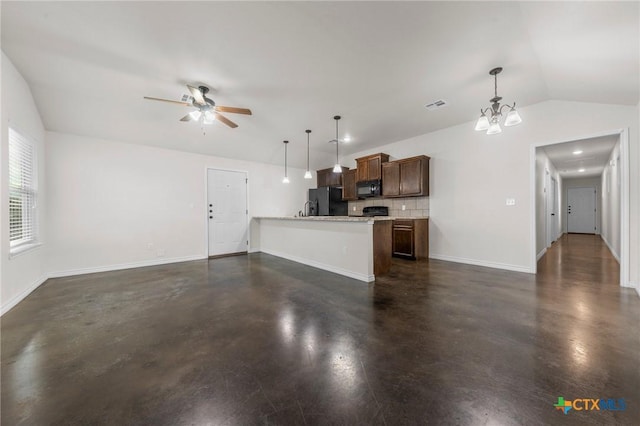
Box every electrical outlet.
[147,243,154,250]
[156,249,165,257]
[353,206,356,211]
[402,205,406,211]
[506,198,516,206]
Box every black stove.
[361,206,389,217]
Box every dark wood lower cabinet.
[392,219,428,260]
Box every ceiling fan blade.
[179,114,193,122]
[187,85,206,105]
[214,112,238,128]
[144,96,191,106]
[214,106,252,115]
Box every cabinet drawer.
[393,219,414,228]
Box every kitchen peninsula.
[252,216,392,282]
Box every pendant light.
[474,67,522,135]
[332,115,342,173]
[282,140,290,184]
[304,129,313,179]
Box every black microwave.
[356,180,382,198]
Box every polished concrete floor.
[2,234,639,425]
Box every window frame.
[8,127,40,256]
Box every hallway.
[1,236,638,425]
[537,233,620,287]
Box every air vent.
[424,99,447,110]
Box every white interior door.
[567,187,596,234]
[207,169,248,256]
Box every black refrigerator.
[308,187,348,216]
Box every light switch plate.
[506,198,516,206]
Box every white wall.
[45,132,315,276]
[535,149,561,258]
[601,141,621,261]
[1,52,48,314]
[341,100,639,281]
[562,177,602,234]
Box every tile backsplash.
[348,196,429,218]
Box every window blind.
[9,128,38,250]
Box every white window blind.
[9,128,38,251]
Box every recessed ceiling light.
[578,168,585,172]
[573,150,583,155]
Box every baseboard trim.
[536,248,547,261]
[599,234,620,262]
[1,274,48,316]
[621,280,640,296]
[48,255,207,279]
[429,254,533,274]
[259,249,374,282]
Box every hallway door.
[567,187,596,234]
[207,169,248,256]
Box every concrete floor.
[1,234,639,425]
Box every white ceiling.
[1,1,638,169]
[542,135,618,179]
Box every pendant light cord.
[334,115,340,165]
[306,130,311,172]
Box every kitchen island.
[252,216,392,282]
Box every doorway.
[546,174,559,246]
[531,129,629,287]
[207,169,248,257]
[567,187,596,234]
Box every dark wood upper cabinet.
[382,155,430,197]
[356,153,389,182]
[381,162,400,197]
[341,169,358,200]
[317,167,349,187]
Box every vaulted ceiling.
[2,1,638,169]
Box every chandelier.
[474,67,522,135]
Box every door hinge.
[246,178,248,183]
[246,209,248,214]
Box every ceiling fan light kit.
[144,84,252,130]
[475,67,522,135]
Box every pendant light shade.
[282,140,289,184]
[304,129,313,179]
[333,115,342,173]
[475,67,522,135]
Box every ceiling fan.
[144,85,252,129]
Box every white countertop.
[254,216,428,222]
